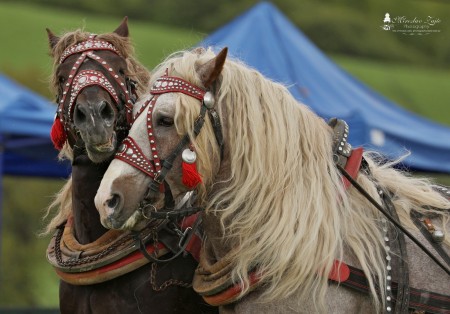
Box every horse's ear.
[195,47,228,89]
[113,17,129,37]
[46,28,60,49]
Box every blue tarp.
[0,74,70,178]
[200,2,450,173]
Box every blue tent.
[200,2,450,173]
[0,74,70,266]
[0,74,70,178]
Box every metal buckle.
[178,227,192,248]
[154,173,163,184]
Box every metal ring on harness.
[140,203,157,220]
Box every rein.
[53,34,137,147]
[338,164,450,277]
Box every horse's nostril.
[107,193,121,210]
[74,104,87,125]
[100,101,114,121]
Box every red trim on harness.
[181,213,202,262]
[328,260,350,282]
[55,214,202,285]
[56,241,166,285]
[343,147,363,189]
[202,271,261,306]
[201,260,349,306]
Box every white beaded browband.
[59,35,122,64]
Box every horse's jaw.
[95,159,151,230]
[84,132,117,163]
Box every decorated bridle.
[115,74,223,215]
[51,34,138,149]
[114,74,223,263]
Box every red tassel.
[182,161,202,189]
[50,117,67,150]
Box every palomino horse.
[95,48,450,313]
[44,21,216,313]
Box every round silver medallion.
[182,149,197,164]
[203,91,215,108]
[432,229,445,243]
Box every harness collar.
[47,213,202,285]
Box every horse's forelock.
[49,30,149,97]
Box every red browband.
[150,76,206,100]
[115,75,207,182]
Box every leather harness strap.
[195,250,450,313]
[331,264,450,314]
[410,210,450,267]
[381,189,410,313]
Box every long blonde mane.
[151,48,450,310]
[42,29,150,235]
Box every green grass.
[0,2,202,98]
[1,176,62,307]
[0,2,201,70]
[333,56,450,126]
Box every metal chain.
[148,228,192,291]
[53,226,134,267]
[149,262,191,291]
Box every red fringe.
[182,161,202,189]
[50,118,67,150]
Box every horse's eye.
[119,69,125,76]
[158,117,174,127]
[58,76,65,84]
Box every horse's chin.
[85,133,117,163]
[101,209,148,231]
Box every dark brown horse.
[44,19,217,314]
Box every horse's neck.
[202,160,235,261]
[71,153,109,244]
[201,212,231,261]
